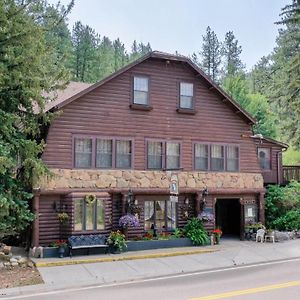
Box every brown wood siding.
[39,195,61,246]
[43,58,260,173]
[254,140,283,185]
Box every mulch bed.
[0,266,44,289]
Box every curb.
[34,248,219,268]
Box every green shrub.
[265,181,300,230]
[272,209,300,231]
[184,217,209,246]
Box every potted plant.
[107,231,127,253]
[53,240,68,258]
[119,214,139,239]
[57,212,69,225]
[212,228,222,245]
[184,217,209,246]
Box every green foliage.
[222,31,244,77]
[173,228,185,238]
[107,231,127,251]
[265,181,300,230]
[283,147,300,165]
[272,210,300,231]
[184,217,209,246]
[200,26,221,81]
[222,73,278,138]
[0,0,72,238]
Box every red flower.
[212,229,222,236]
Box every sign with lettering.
[170,195,179,203]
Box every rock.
[11,262,19,267]
[13,256,22,261]
[10,258,18,263]
[27,260,34,268]
[3,245,11,255]
[3,262,11,268]
[18,257,28,265]
[0,251,5,260]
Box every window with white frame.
[133,76,149,105]
[180,82,194,109]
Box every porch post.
[121,193,126,215]
[32,192,40,247]
[195,192,201,215]
[259,192,265,224]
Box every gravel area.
[0,266,43,289]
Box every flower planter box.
[42,247,59,258]
[41,247,69,258]
[126,238,194,251]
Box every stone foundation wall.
[38,169,264,190]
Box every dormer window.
[180,82,194,109]
[133,76,149,105]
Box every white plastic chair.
[265,231,275,243]
[256,229,265,243]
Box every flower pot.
[110,246,121,254]
[58,246,66,258]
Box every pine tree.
[199,26,221,81]
[71,21,100,82]
[0,0,72,238]
[270,0,300,148]
[222,31,243,77]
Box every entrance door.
[215,199,241,236]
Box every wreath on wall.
[85,194,97,205]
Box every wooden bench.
[68,234,108,257]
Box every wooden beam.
[37,187,266,196]
[32,193,40,247]
[209,86,215,90]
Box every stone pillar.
[32,193,40,247]
[259,192,265,224]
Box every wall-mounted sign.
[170,195,178,203]
[169,174,179,195]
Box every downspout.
[278,147,288,185]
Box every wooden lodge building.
[32,51,288,246]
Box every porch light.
[127,189,134,204]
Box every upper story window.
[96,139,112,168]
[116,140,132,169]
[74,138,92,168]
[227,145,239,172]
[194,144,209,171]
[258,147,271,170]
[180,82,194,109]
[194,143,239,172]
[148,141,163,169]
[211,145,224,171]
[74,137,132,169]
[133,76,149,105]
[74,198,104,231]
[147,140,181,170]
[166,142,180,169]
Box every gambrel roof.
[44,51,256,125]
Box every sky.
[50,0,289,70]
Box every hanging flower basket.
[57,212,69,225]
[85,194,97,205]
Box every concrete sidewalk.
[1,239,300,298]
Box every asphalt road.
[3,258,300,300]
